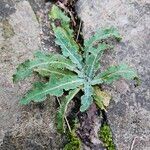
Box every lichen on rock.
[2,19,14,39]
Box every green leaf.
[84,27,122,49]
[34,67,75,78]
[94,64,138,84]
[91,78,103,85]
[49,5,73,37]
[54,27,83,69]
[87,43,113,56]
[80,82,94,112]
[93,86,111,110]
[13,51,78,82]
[57,88,81,132]
[13,60,32,82]
[85,43,112,78]
[34,51,78,71]
[20,75,84,105]
[84,27,121,79]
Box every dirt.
[77,104,104,150]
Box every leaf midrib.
[56,35,82,69]
[101,69,134,79]
[88,55,97,78]
[23,78,84,101]
[28,61,74,70]
[35,68,67,76]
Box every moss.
[99,123,116,150]
[2,20,15,39]
[64,130,81,150]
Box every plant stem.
[76,20,82,42]
[56,97,72,133]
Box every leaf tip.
[19,98,28,105]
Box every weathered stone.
[76,0,150,149]
[2,19,15,39]
[0,0,16,20]
[28,0,58,52]
[0,0,40,141]
[0,0,62,149]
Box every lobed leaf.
[13,60,33,82]
[84,27,122,49]
[54,27,83,69]
[94,64,138,84]
[13,51,78,82]
[57,88,81,132]
[85,43,112,78]
[34,67,75,78]
[34,51,78,72]
[20,75,84,105]
[84,27,121,79]
[49,5,73,37]
[80,82,94,112]
[13,4,139,137]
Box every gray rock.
[0,0,62,149]
[76,0,150,149]
[0,0,16,20]
[0,0,40,141]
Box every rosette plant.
[13,5,137,132]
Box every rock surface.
[76,0,150,150]
[0,0,62,149]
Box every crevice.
[48,1,116,149]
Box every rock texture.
[0,0,62,149]
[76,0,150,150]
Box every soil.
[77,104,105,150]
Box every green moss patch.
[64,130,81,150]
[99,123,116,150]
